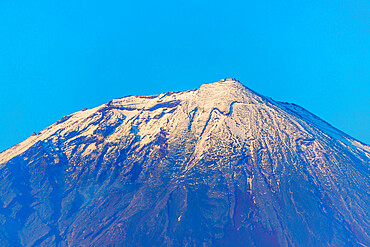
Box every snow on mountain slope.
[2,79,367,165]
[0,79,369,246]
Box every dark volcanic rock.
[0,79,369,246]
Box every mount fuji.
[0,79,369,246]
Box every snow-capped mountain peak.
[0,79,369,246]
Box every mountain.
[0,79,369,247]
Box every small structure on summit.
[220,78,240,82]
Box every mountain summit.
[1,79,369,246]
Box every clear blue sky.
[0,0,369,151]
